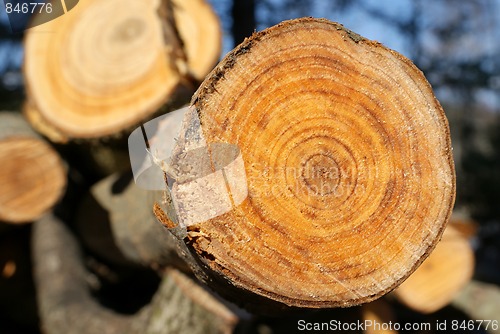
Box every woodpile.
[3,7,489,332]
[152,17,455,311]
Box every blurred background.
[1,0,499,333]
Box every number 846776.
[5,2,53,14]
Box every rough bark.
[0,111,66,223]
[152,18,455,311]
[142,268,240,334]
[33,213,133,334]
[0,226,38,332]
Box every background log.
[0,112,66,224]
[34,214,131,334]
[23,0,221,142]
[452,280,500,334]
[393,224,475,313]
[142,268,240,334]
[172,0,222,81]
[33,213,240,334]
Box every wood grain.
[394,224,474,313]
[0,112,66,223]
[23,0,220,140]
[168,18,456,309]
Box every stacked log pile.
[1,5,496,332]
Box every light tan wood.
[34,213,240,334]
[23,100,68,143]
[156,18,455,310]
[172,0,222,81]
[361,299,397,334]
[449,214,478,239]
[0,112,66,223]
[394,224,474,313]
[23,0,221,141]
[453,280,500,334]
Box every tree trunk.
[153,18,455,312]
[231,0,256,46]
[0,111,66,224]
[23,0,221,142]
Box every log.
[172,0,222,81]
[23,0,221,142]
[0,112,66,224]
[33,214,131,334]
[361,299,397,334]
[152,18,456,311]
[452,280,500,334]
[33,213,240,334]
[143,268,240,334]
[393,224,474,314]
[74,173,186,269]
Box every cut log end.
[170,18,456,310]
[393,224,474,313]
[361,299,397,334]
[23,0,221,141]
[24,0,180,139]
[172,0,222,81]
[0,137,65,223]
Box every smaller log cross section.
[0,112,66,223]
